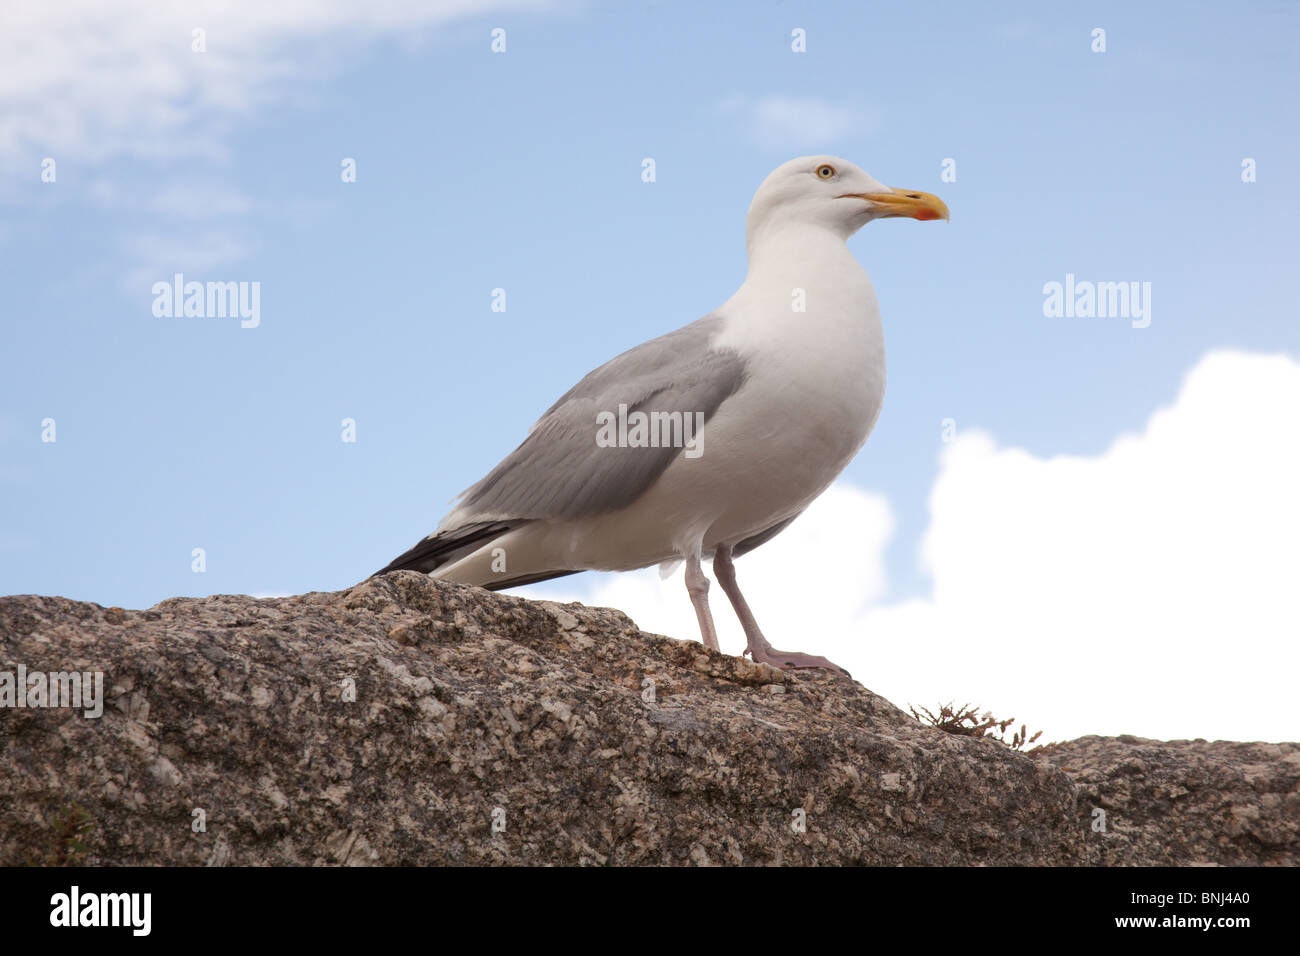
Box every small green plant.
[27,804,96,866]
[909,701,1043,751]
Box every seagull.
[380,156,947,675]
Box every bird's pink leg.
[712,544,850,677]
[684,550,720,652]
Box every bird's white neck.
[713,217,887,487]
[729,222,878,329]
[744,221,858,278]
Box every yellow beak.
[841,187,950,222]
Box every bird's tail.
[374,519,579,591]
[375,520,516,577]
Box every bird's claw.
[749,647,851,678]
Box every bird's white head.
[745,155,949,250]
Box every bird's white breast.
[620,232,886,556]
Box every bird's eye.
[815,164,836,179]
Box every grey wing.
[443,314,747,527]
[732,512,801,557]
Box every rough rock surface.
[1036,736,1299,866]
[1,572,1295,866]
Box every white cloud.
[1,1,555,282]
[736,95,874,150]
[147,183,253,220]
[0,0,551,168]
[86,178,252,220]
[528,350,1300,744]
[124,230,253,289]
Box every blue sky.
[2,1,1298,739]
